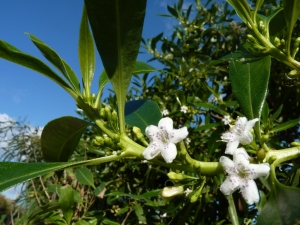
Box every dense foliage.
[1,0,300,224]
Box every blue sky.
[0,0,188,127]
[0,0,196,199]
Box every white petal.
[239,130,253,145]
[220,156,236,175]
[247,163,270,179]
[233,148,250,164]
[170,127,188,143]
[245,118,259,131]
[158,117,174,134]
[225,140,239,155]
[221,131,238,142]
[240,179,259,204]
[145,125,160,142]
[220,175,240,195]
[142,142,161,160]
[161,143,177,163]
[235,117,247,129]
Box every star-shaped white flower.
[180,105,188,114]
[219,148,270,205]
[142,117,188,163]
[162,109,169,116]
[222,115,231,125]
[221,117,259,154]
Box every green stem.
[266,146,300,165]
[226,194,239,225]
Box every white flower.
[221,117,259,155]
[184,188,193,196]
[222,115,231,125]
[180,105,188,114]
[185,138,191,145]
[219,148,270,205]
[162,109,169,116]
[142,117,188,163]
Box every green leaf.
[41,116,90,162]
[0,40,77,99]
[283,0,300,54]
[24,201,61,225]
[226,0,251,23]
[167,5,178,18]
[207,126,222,154]
[79,5,95,95]
[257,165,300,224]
[98,61,156,96]
[75,221,90,225]
[270,104,283,122]
[134,203,146,223]
[102,218,121,225]
[125,100,162,133]
[59,185,75,210]
[85,0,147,133]
[226,47,271,138]
[195,122,221,131]
[271,118,300,133]
[27,33,80,93]
[75,167,95,189]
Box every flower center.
[159,126,169,144]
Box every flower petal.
[145,125,161,142]
[220,156,235,175]
[220,175,240,195]
[161,142,177,163]
[240,179,259,204]
[158,117,174,134]
[239,130,253,145]
[247,163,270,179]
[245,118,259,131]
[225,140,239,155]
[235,117,247,130]
[170,127,188,143]
[142,142,161,160]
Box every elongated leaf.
[75,167,95,188]
[41,116,90,162]
[98,61,156,95]
[283,0,300,54]
[59,185,75,210]
[0,40,77,99]
[225,47,271,138]
[134,204,146,223]
[271,118,300,132]
[195,122,221,131]
[125,100,162,133]
[79,5,95,93]
[85,0,147,133]
[27,33,80,93]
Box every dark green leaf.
[41,116,90,162]
[271,118,300,132]
[27,33,80,93]
[270,104,283,122]
[85,0,147,133]
[75,221,90,225]
[226,47,271,138]
[125,100,162,133]
[195,122,221,131]
[167,5,178,18]
[79,5,95,93]
[268,7,286,36]
[24,201,60,225]
[0,40,77,99]
[208,126,222,154]
[75,167,95,188]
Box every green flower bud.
[100,108,106,118]
[105,106,112,121]
[167,172,198,182]
[94,136,104,145]
[111,110,118,123]
[256,148,266,162]
[133,126,148,146]
[274,37,281,48]
[161,186,184,199]
[291,142,300,146]
[104,135,113,147]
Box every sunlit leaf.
[75,167,95,188]
[0,40,77,99]
[271,118,300,133]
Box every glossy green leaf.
[85,0,147,133]
[24,201,60,225]
[226,0,250,23]
[0,40,77,99]
[79,5,95,94]
[41,116,90,162]
[98,61,156,96]
[125,100,162,133]
[0,161,83,192]
[75,221,90,225]
[225,48,271,138]
[271,118,300,133]
[27,33,80,93]
[75,167,95,188]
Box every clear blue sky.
[0,0,188,127]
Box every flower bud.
[161,186,184,199]
[105,106,112,121]
[274,37,281,48]
[167,172,197,182]
[104,136,113,147]
[111,110,118,123]
[100,108,106,118]
[256,148,266,162]
[133,126,148,146]
[94,136,104,145]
